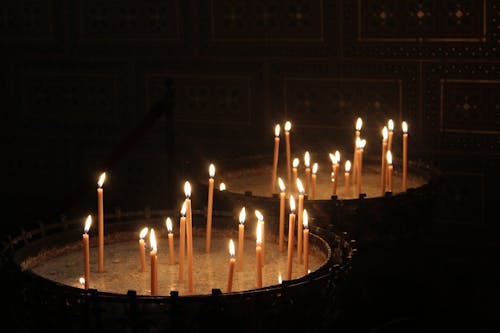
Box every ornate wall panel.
[197,0,339,57]
[423,62,500,153]
[343,0,499,58]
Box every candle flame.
[255,210,263,222]
[184,181,191,198]
[139,227,149,239]
[382,126,388,140]
[303,209,309,229]
[293,157,299,168]
[229,239,235,257]
[150,229,157,252]
[97,172,106,188]
[289,194,296,212]
[209,164,215,178]
[345,160,351,172]
[84,215,92,234]
[386,150,393,165]
[181,200,187,216]
[278,273,282,284]
[284,121,291,132]
[274,124,280,137]
[360,139,366,149]
[304,151,310,167]
[356,117,363,131]
[278,177,286,192]
[312,163,318,174]
[329,153,337,165]
[256,222,262,245]
[219,183,226,191]
[388,119,394,131]
[79,277,85,287]
[296,178,304,194]
[402,121,408,133]
[166,217,173,233]
[335,151,340,163]
[239,207,246,224]
[355,137,361,148]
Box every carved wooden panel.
[343,0,499,58]
[423,62,500,153]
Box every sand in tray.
[24,228,329,296]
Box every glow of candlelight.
[304,151,310,168]
[382,126,388,140]
[312,163,318,174]
[331,171,335,182]
[345,160,351,172]
[181,200,187,216]
[303,209,309,229]
[98,172,106,188]
[256,222,262,245]
[239,207,246,224]
[284,121,291,132]
[166,218,173,233]
[289,194,296,212]
[296,178,304,194]
[255,210,263,222]
[293,158,299,168]
[219,183,226,191]
[335,150,340,162]
[402,121,408,133]
[329,153,337,165]
[229,239,235,257]
[209,164,215,178]
[84,215,92,234]
[150,229,157,252]
[360,139,367,149]
[184,181,191,198]
[278,177,286,192]
[139,227,148,239]
[79,277,85,287]
[388,119,394,131]
[278,273,282,284]
[386,150,393,165]
[355,137,361,148]
[356,117,363,131]
[275,124,280,137]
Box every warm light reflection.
[382,126,388,140]
[293,158,299,168]
[256,223,262,245]
[284,121,292,132]
[345,160,351,172]
[278,273,282,284]
[278,177,286,192]
[181,200,187,216]
[304,151,310,167]
[255,210,264,222]
[79,277,85,287]
[289,194,296,212]
[331,171,335,182]
[329,153,337,165]
[184,181,191,198]
[150,229,157,252]
[355,137,361,148]
[229,239,235,257]
[219,183,226,191]
[388,119,394,131]
[312,163,318,174]
[386,150,393,165]
[296,178,304,194]
[98,172,106,188]
[239,207,246,224]
[402,121,408,133]
[360,139,367,149]
[356,117,363,131]
[166,218,173,233]
[335,150,340,162]
[303,209,309,229]
[209,164,215,178]
[275,124,280,137]
[84,215,92,234]
[139,227,149,239]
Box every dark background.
[1,1,499,331]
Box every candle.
[286,195,296,280]
[296,178,304,265]
[166,217,175,265]
[184,181,193,293]
[255,210,265,265]
[227,239,236,293]
[311,163,318,200]
[139,227,148,272]
[387,119,394,153]
[303,209,309,274]
[237,207,246,272]
[270,124,280,195]
[292,158,299,193]
[79,277,85,289]
[331,171,336,196]
[386,150,393,192]
[344,160,351,197]
[284,121,292,190]
[304,151,311,196]
[219,182,226,191]
[356,138,366,196]
[278,177,286,252]
[381,126,388,195]
[179,201,187,282]
[256,222,263,288]
[353,117,362,184]
[149,228,158,296]
[329,153,338,196]
[82,215,92,290]
[97,172,106,273]
[402,121,408,192]
[206,163,215,253]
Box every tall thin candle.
[344,160,351,197]
[292,158,299,193]
[352,118,362,184]
[97,172,106,273]
[278,178,286,252]
[386,150,393,192]
[381,126,388,195]
[206,164,215,253]
[304,151,311,196]
[139,227,148,272]
[237,207,246,272]
[179,201,187,282]
[311,163,318,200]
[255,210,265,265]
[356,138,366,196]
[286,195,296,280]
[296,178,304,264]
[149,228,158,296]
[227,239,236,293]
[166,218,175,265]
[329,153,338,196]
[256,222,263,288]
[402,121,408,192]
[303,209,309,274]
[270,124,280,195]
[82,215,92,290]
[184,181,193,293]
[334,151,341,193]
[387,119,394,154]
[284,121,292,190]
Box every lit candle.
[353,118,363,184]
[329,153,338,196]
[387,119,394,153]
[139,227,148,272]
[286,195,296,280]
[79,277,85,289]
[344,160,351,197]
[304,151,311,196]
[227,239,236,293]
[331,171,336,196]
[381,126,388,195]
[206,163,215,253]
[179,201,187,283]
[219,183,226,191]
[386,150,393,192]
[311,163,318,200]
[292,158,299,193]
[166,217,174,265]
[184,181,193,293]
[334,151,341,190]
[278,273,282,284]
[270,124,280,195]
[237,207,246,272]
[402,121,408,192]
[296,178,304,264]
[256,222,263,288]
[255,210,265,265]
[303,209,309,275]
[150,228,158,296]
[82,215,92,290]
[356,138,367,196]
[97,172,106,273]
[278,177,286,252]
[284,121,292,190]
